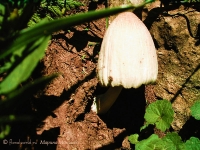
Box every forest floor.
[2,1,200,150]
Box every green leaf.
[135,134,175,150]
[163,132,182,145]
[190,100,200,120]
[140,123,149,131]
[0,74,58,114]
[163,132,186,150]
[0,115,32,123]
[185,137,200,150]
[135,134,161,150]
[0,125,11,139]
[144,100,174,132]
[128,134,139,144]
[0,2,152,60]
[0,35,51,94]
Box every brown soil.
[32,3,150,149]
[2,1,200,150]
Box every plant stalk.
[96,86,123,114]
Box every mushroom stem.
[96,86,123,114]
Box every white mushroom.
[93,12,158,114]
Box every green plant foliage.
[190,100,200,120]
[130,133,200,150]
[0,74,58,109]
[0,35,51,94]
[135,134,176,150]
[64,0,83,10]
[0,0,32,7]
[28,0,84,27]
[143,100,174,132]
[128,99,200,149]
[182,0,200,2]
[0,115,31,139]
[0,2,40,41]
[162,132,186,150]
[0,125,10,139]
[128,134,139,144]
[185,137,200,150]
[0,115,31,123]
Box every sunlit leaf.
[163,132,186,150]
[185,137,200,150]
[128,134,139,144]
[0,35,51,94]
[190,100,200,120]
[144,100,174,132]
[135,134,175,150]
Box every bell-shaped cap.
[97,12,158,89]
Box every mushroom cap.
[97,12,158,89]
